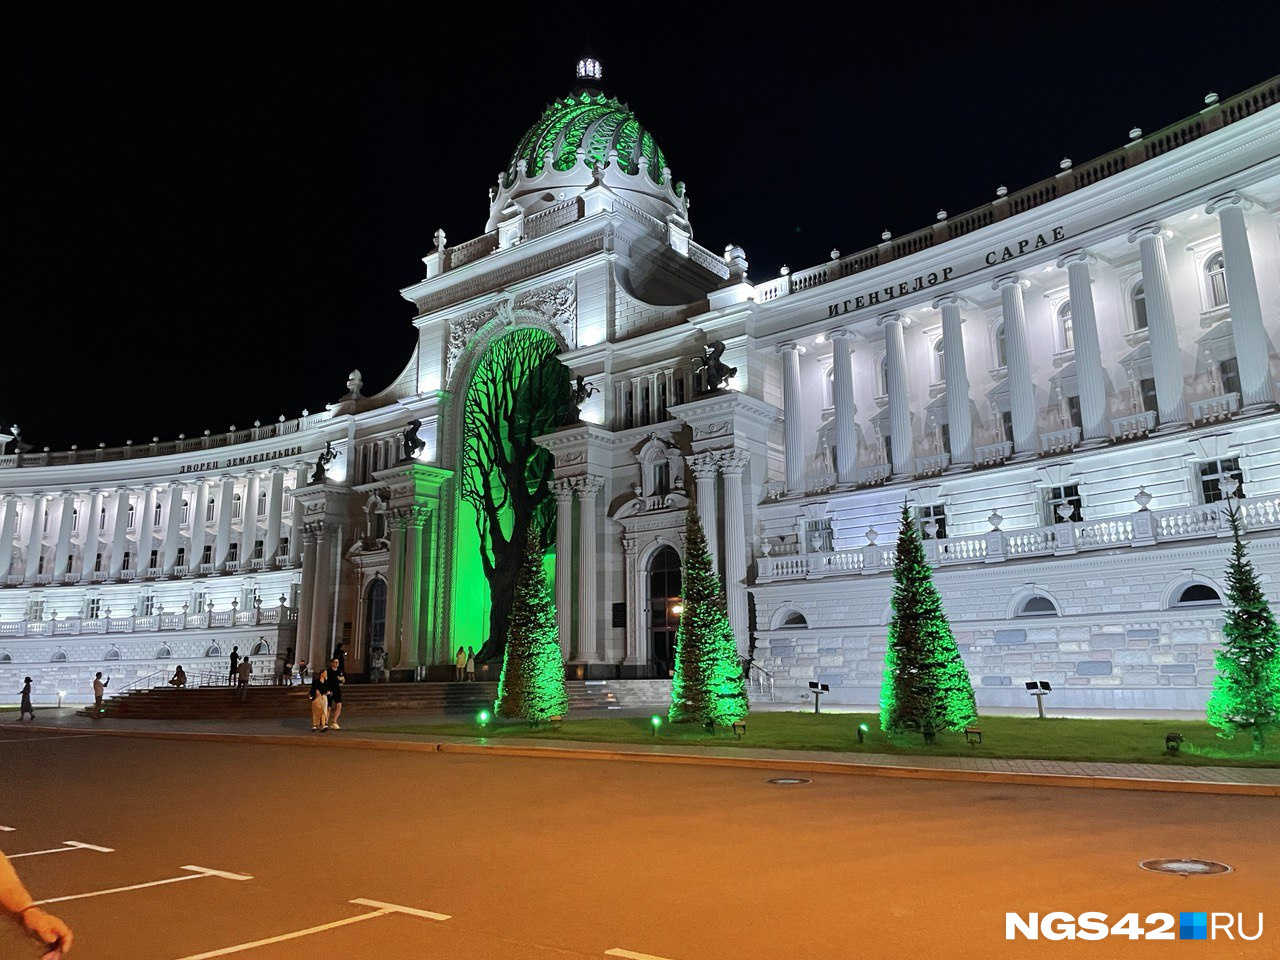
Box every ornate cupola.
[485,59,690,234]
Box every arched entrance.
[647,546,682,677]
[366,578,387,679]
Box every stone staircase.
[79,678,668,721]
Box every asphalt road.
[0,726,1274,959]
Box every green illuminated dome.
[505,90,669,187]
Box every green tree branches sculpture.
[495,531,568,722]
[669,507,748,726]
[461,328,568,661]
[879,503,977,742]
[1206,504,1280,751]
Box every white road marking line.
[606,950,677,960]
[34,864,251,905]
[179,865,253,881]
[0,825,15,831]
[348,898,451,921]
[8,841,113,859]
[172,910,391,959]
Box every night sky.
[4,5,1278,451]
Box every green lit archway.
[454,327,568,662]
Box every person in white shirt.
[92,672,109,716]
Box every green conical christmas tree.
[1206,504,1280,751]
[495,531,568,722]
[669,506,749,726]
[879,502,977,742]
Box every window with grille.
[232,494,243,520]
[917,503,947,539]
[252,540,264,560]
[148,549,159,571]
[175,547,186,567]
[1219,357,1241,398]
[206,498,216,521]
[258,491,268,516]
[1204,252,1228,308]
[1198,457,1244,504]
[180,500,190,524]
[1046,483,1083,523]
[85,597,101,619]
[141,594,156,616]
[228,543,239,562]
[122,551,132,571]
[201,545,213,565]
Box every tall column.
[107,487,131,579]
[0,495,17,580]
[1207,194,1272,407]
[879,314,913,475]
[307,522,333,668]
[162,483,184,572]
[189,478,209,569]
[828,329,858,484]
[994,276,1037,455]
[263,468,284,561]
[382,513,406,666]
[1057,252,1108,442]
[81,489,104,579]
[287,466,306,566]
[213,475,234,567]
[574,477,603,663]
[552,480,574,660]
[293,525,318,671]
[777,342,806,493]
[23,494,46,581]
[687,453,720,569]
[1129,225,1186,426]
[52,492,77,579]
[396,509,425,670]
[137,484,159,572]
[935,295,974,465]
[240,470,260,565]
[719,450,750,655]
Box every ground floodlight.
[477,709,491,727]
[857,722,869,744]
[650,714,662,735]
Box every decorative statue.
[309,440,338,484]
[402,419,426,460]
[566,376,599,423]
[695,341,738,394]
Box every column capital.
[1127,222,1168,244]
[219,474,234,483]
[717,448,750,476]
[60,490,76,500]
[876,312,907,328]
[1205,192,1246,216]
[574,475,605,500]
[1,493,13,503]
[776,340,806,356]
[992,273,1027,291]
[931,292,962,311]
[1055,248,1094,269]
[549,478,576,502]
[825,326,856,344]
[686,452,719,480]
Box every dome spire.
[576,56,602,83]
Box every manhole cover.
[766,777,811,785]
[1139,858,1232,876]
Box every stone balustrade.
[1039,426,1081,454]
[914,452,950,477]
[1190,392,1240,424]
[1110,409,1157,440]
[756,493,1280,582]
[974,440,1013,466]
[0,604,298,639]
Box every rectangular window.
[940,422,952,457]
[71,510,79,533]
[623,390,634,430]
[193,592,206,614]
[279,536,290,559]
[141,594,155,617]
[206,499,216,521]
[658,380,668,421]
[883,433,893,468]
[1199,457,1245,504]
[655,463,671,497]
[100,508,108,531]
[1139,377,1159,417]
[1001,410,1013,443]
[201,545,213,565]
[917,503,947,540]
[1219,358,1241,399]
[127,504,136,529]
[94,552,103,573]
[641,386,651,427]
[1046,484,1083,523]
[153,503,163,527]
[257,495,267,517]
[1066,394,1082,431]
[122,551,132,571]
[28,599,45,621]
[148,549,160,571]
[228,543,239,562]
[37,554,46,575]
[180,501,190,524]
[1133,294,1148,331]
[252,539,264,560]
[175,547,186,567]
[85,597,101,619]
[232,497,243,521]
[65,554,74,574]
[673,376,686,406]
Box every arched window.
[232,494,243,520]
[1017,595,1058,618]
[1057,300,1073,351]
[257,490,268,516]
[782,611,808,628]
[99,506,108,531]
[933,339,946,383]
[155,645,172,659]
[366,579,387,665]
[51,650,67,662]
[1205,252,1228,308]
[206,497,216,522]
[204,643,221,658]
[994,322,1007,368]
[1130,282,1148,331]
[251,640,270,656]
[71,508,80,532]
[180,499,190,524]
[127,503,136,529]
[104,647,121,661]
[648,546,682,675]
[822,367,835,409]
[879,355,889,396]
[0,651,12,663]
[1174,583,1222,607]
[153,500,163,527]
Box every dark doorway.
[648,546,682,677]
[366,578,387,679]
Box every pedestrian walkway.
[14,707,1279,794]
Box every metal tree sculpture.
[461,328,568,661]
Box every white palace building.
[3,62,1279,710]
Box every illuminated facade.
[2,65,1279,709]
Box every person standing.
[326,658,345,730]
[1,847,74,954]
[17,678,34,722]
[91,672,109,716]
[236,656,252,702]
[281,645,295,686]
[332,641,347,675]
[455,646,466,681]
[228,645,240,685]
[465,646,476,682]
[309,666,330,732]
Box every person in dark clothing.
[281,645,295,685]
[332,642,346,675]
[17,678,34,722]
[325,658,345,730]
[308,668,330,731]
[228,646,240,684]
